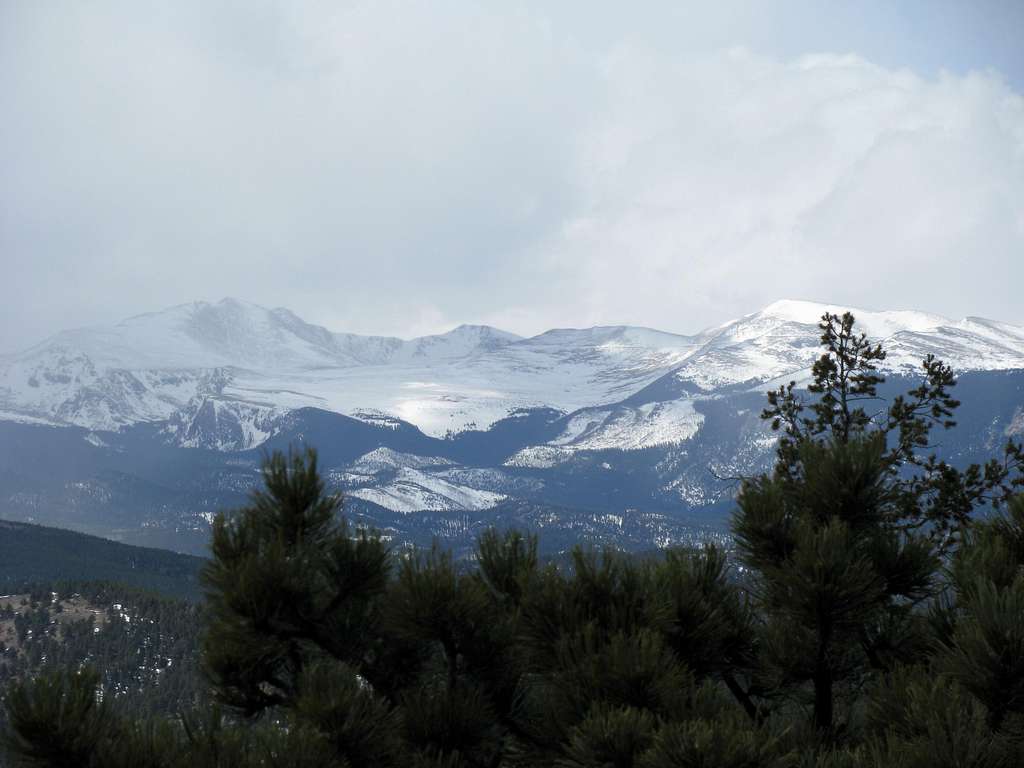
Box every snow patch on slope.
[552,400,704,451]
[504,446,577,469]
[350,448,454,474]
[162,396,282,451]
[503,399,704,468]
[1006,407,1024,438]
[348,468,505,513]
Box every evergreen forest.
[0,583,203,719]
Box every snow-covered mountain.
[0,298,698,436]
[666,300,1024,391]
[3,297,1022,441]
[1,298,1022,554]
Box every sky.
[2,0,1023,352]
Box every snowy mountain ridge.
[2,297,1022,442]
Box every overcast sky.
[2,1,1022,351]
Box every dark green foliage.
[937,495,1024,733]
[735,436,940,731]
[2,668,109,767]
[4,313,1024,765]
[559,704,657,768]
[656,545,755,680]
[640,717,794,768]
[201,448,391,716]
[290,662,402,767]
[476,528,538,607]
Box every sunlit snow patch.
[347,468,505,513]
[552,400,704,451]
[349,447,455,474]
[503,445,577,469]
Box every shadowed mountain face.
[1,299,1022,556]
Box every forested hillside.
[0,583,202,719]
[0,520,204,601]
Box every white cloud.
[538,48,1024,333]
[0,2,1021,350]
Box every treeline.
[3,312,1024,767]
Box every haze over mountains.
[1,298,1022,556]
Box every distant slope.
[0,519,205,601]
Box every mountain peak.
[437,324,521,341]
[759,298,844,323]
[399,323,521,359]
[212,296,248,308]
[750,299,951,338]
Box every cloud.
[0,2,1022,351]
[539,48,1024,332]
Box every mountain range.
[1,298,1022,556]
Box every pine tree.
[938,495,1024,735]
[734,435,938,733]
[1,668,111,767]
[199,447,401,766]
[738,311,1023,739]
[762,312,1022,549]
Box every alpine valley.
[2,298,1022,557]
